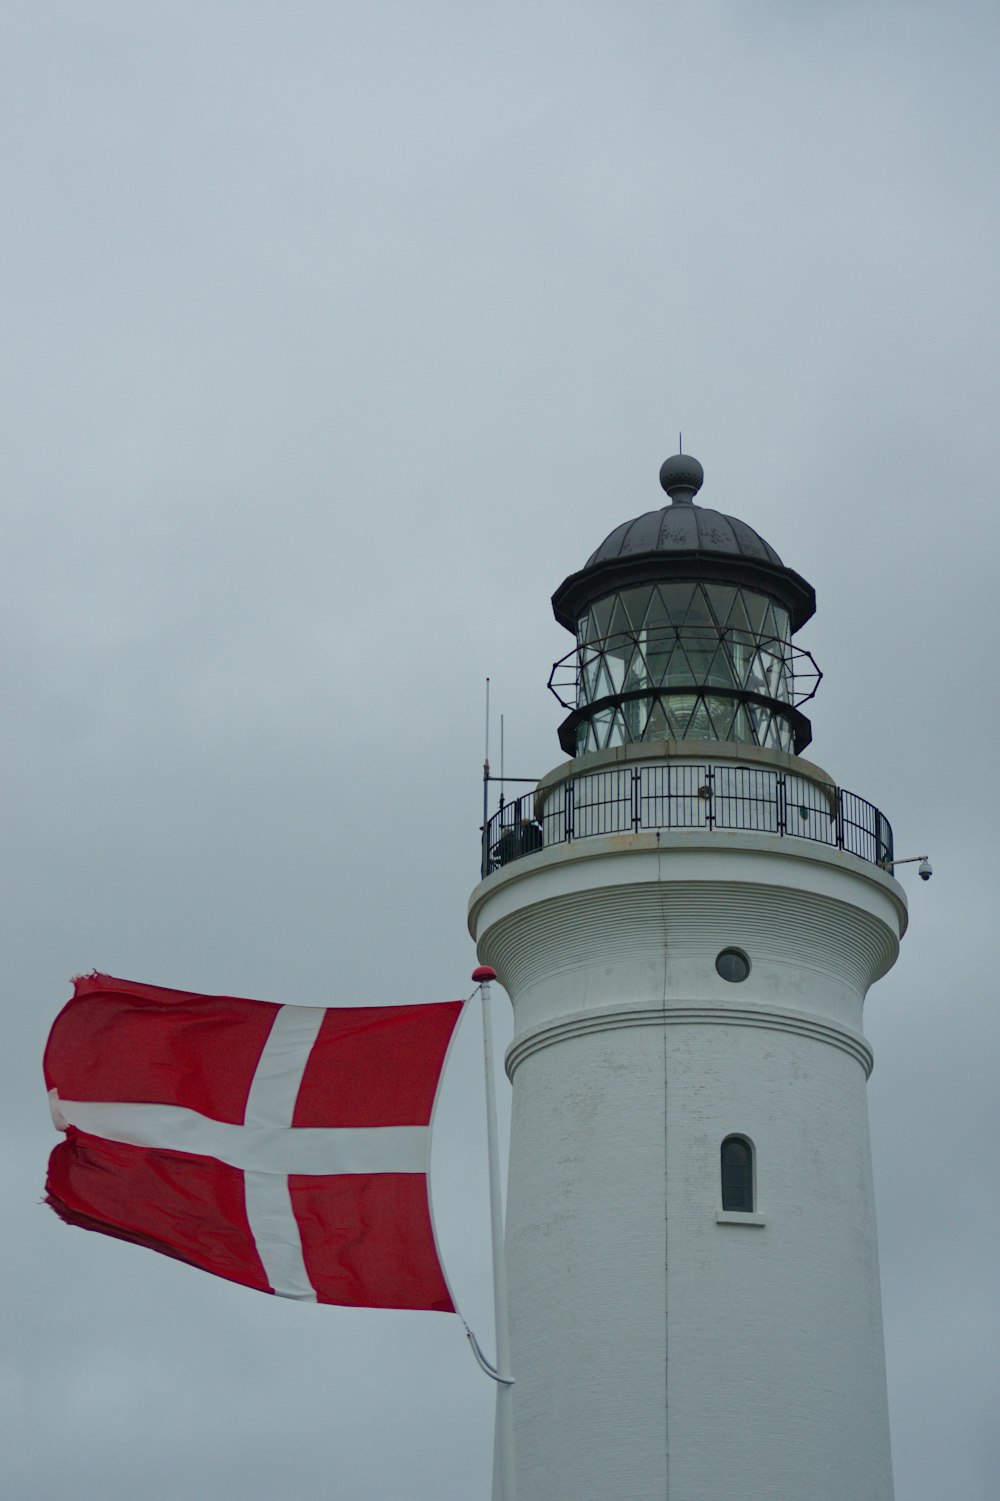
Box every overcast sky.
[2,4,998,1498]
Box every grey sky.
[2,4,998,1497]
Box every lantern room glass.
[573,581,796,755]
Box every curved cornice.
[551,551,816,634]
[470,828,909,944]
[505,1000,875,1078]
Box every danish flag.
[44,973,462,1310]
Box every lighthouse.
[468,452,905,1501]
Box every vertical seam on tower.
[657,832,670,1499]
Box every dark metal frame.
[551,549,816,633]
[548,626,822,757]
[480,761,893,878]
[548,627,821,710]
[553,685,815,757]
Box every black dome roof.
[552,454,815,633]
[585,504,784,570]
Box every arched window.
[721,1135,754,1212]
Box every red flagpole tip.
[472,966,497,984]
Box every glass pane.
[609,708,628,747]
[725,633,752,691]
[624,640,650,693]
[667,694,698,737]
[680,634,715,684]
[730,703,752,742]
[595,660,619,701]
[727,591,754,636]
[743,703,763,744]
[644,697,671,741]
[608,648,629,694]
[744,648,770,697]
[685,696,718,741]
[706,696,738,740]
[658,582,696,625]
[716,951,750,983]
[619,585,653,633]
[622,697,644,742]
[590,596,614,640]
[643,633,675,687]
[705,584,736,630]
[645,588,672,630]
[683,584,713,630]
[607,595,633,645]
[667,642,696,687]
[740,590,770,634]
[764,645,792,701]
[705,644,738,690]
[579,657,597,704]
[591,707,613,748]
[639,588,669,634]
[721,1136,753,1212]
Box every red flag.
[44,973,463,1311]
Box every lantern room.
[549,453,820,756]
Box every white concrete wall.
[469,823,905,1501]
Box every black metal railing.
[480,762,893,878]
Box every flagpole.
[472,965,516,1501]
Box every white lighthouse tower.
[469,452,906,1501]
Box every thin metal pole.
[481,978,515,1501]
[482,679,491,880]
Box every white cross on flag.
[44,973,463,1310]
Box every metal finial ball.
[659,453,704,502]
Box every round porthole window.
[716,948,750,983]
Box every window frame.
[720,1133,756,1214]
[716,947,751,983]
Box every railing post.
[835,789,845,852]
[565,779,574,845]
[704,764,715,829]
[775,772,786,836]
[632,766,641,832]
